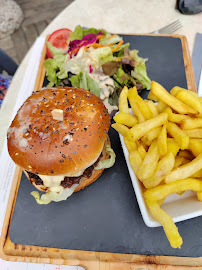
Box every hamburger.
[7,87,115,204]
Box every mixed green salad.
[44,25,151,112]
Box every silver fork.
[150,20,182,34]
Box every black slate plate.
[10,35,202,257]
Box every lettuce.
[131,65,151,90]
[100,34,122,45]
[79,72,88,89]
[112,42,130,53]
[70,25,83,41]
[70,71,101,97]
[46,42,64,55]
[92,46,114,66]
[95,145,116,170]
[130,49,151,90]
[70,25,105,41]
[83,27,104,36]
[113,66,130,87]
[116,43,130,57]
[44,59,58,85]
[31,183,79,204]
[31,191,51,204]
[44,43,68,86]
[130,49,147,64]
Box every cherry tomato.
[46,28,72,58]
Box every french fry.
[127,112,168,141]
[189,139,202,156]
[176,90,201,113]
[197,191,202,201]
[148,91,159,102]
[167,122,189,150]
[124,137,137,152]
[170,86,198,98]
[137,144,147,159]
[167,138,180,157]
[129,151,142,174]
[196,95,202,118]
[111,123,129,137]
[113,112,138,127]
[156,100,167,113]
[176,191,185,196]
[145,178,202,248]
[141,136,152,147]
[145,100,158,117]
[165,153,202,183]
[139,139,149,151]
[196,113,202,119]
[164,107,190,124]
[128,88,145,122]
[145,178,202,201]
[144,126,161,142]
[173,156,190,169]
[180,118,202,130]
[191,169,202,178]
[144,199,182,248]
[178,150,194,160]
[113,82,202,249]
[136,140,159,180]
[136,140,143,148]
[184,128,202,138]
[151,81,198,115]
[143,152,174,188]
[170,86,182,96]
[158,124,167,156]
[119,86,129,113]
[129,87,153,120]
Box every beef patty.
[26,154,102,189]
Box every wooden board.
[0,34,201,270]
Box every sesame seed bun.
[7,87,111,176]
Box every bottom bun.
[24,136,110,193]
[74,167,104,192]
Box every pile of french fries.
[112,81,202,249]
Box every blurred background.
[0,0,74,64]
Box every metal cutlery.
[151,20,182,34]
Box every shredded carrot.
[92,43,104,48]
[112,40,124,52]
[84,42,115,51]
[96,35,104,41]
[72,48,78,55]
[115,56,131,61]
[106,34,117,39]
[95,43,114,47]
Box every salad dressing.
[89,72,118,113]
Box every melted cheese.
[38,169,85,191]
[38,169,87,193]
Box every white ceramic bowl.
[118,110,202,227]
